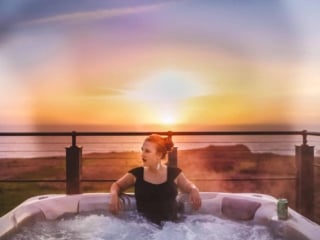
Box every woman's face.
[141,140,161,167]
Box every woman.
[108,134,201,224]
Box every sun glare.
[126,69,210,127]
[161,114,176,125]
[129,70,210,102]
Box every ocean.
[0,135,319,159]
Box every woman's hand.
[108,193,122,215]
[176,172,202,210]
[108,174,135,214]
[189,187,201,210]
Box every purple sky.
[0,0,319,131]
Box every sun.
[126,69,210,127]
[161,114,176,125]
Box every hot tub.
[0,192,319,239]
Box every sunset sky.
[1,0,320,132]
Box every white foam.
[7,212,284,240]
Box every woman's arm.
[109,173,135,214]
[176,172,202,210]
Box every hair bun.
[164,136,174,151]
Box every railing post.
[66,131,82,194]
[168,147,178,167]
[167,131,178,167]
[295,130,314,219]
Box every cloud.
[20,2,170,26]
[85,87,128,98]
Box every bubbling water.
[8,212,285,240]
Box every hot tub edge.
[1,192,319,240]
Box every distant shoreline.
[0,134,310,160]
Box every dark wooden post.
[66,131,82,194]
[295,130,314,219]
[167,131,178,167]
[168,147,178,167]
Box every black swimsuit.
[128,166,181,224]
